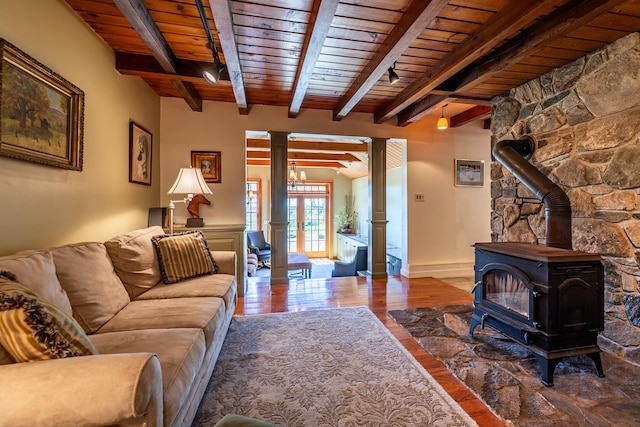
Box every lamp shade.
[168,168,213,195]
[437,116,449,130]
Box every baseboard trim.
[401,262,474,278]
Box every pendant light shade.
[437,104,449,130]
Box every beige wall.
[161,98,492,277]
[0,0,160,255]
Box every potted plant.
[336,195,358,234]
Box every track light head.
[202,60,225,84]
[388,66,400,84]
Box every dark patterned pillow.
[152,231,218,284]
[0,271,98,362]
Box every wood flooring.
[238,275,506,427]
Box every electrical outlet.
[415,193,425,202]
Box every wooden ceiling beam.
[396,94,493,126]
[450,106,492,128]
[247,151,360,162]
[247,139,369,152]
[248,160,345,168]
[448,0,630,93]
[207,0,248,114]
[396,94,448,127]
[374,0,556,124]
[115,52,232,83]
[113,0,202,112]
[289,0,340,118]
[333,0,449,121]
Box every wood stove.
[470,242,605,386]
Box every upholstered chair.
[247,230,271,269]
[331,246,367,277]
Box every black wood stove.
[470,242,605,386]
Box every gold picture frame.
[191,151,221,183]
[454,159,484,187]
[0,39,84,171]
[129,121,152,185]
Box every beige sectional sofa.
[0,226,238,427]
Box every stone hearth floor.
[388,305,640,427]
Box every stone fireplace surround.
[490,32,640,364]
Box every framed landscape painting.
[454,159,484,187]
[0,39,84,170]
[191,151,221,183]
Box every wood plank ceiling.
[64,0,640,178]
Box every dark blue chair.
[247,230,271,269]
[331,246,367,277]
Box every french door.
[287,186,329,257]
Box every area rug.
[192,306,478,426]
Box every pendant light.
[437,104,449,130]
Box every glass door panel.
[303,197,326,256]
[288,192,328,257]
[287,197,298,253]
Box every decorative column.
[269,131,290,286]
[368,137,388,279]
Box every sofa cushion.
[104,226,164,298]
[51,242,131,334]
[89,328,205,427]
[96,297,225,347]
[0,345,12,365]
[135,274,236,309]
[152,231,218,284]
[0,273,98,362]
[0,250,73,316]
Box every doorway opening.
[287,183,331,258]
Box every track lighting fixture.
[388,62,399,84]
[437,104,449,130]
[196,0,225,84]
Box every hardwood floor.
[238,275,506,427]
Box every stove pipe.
[493,136,572,250]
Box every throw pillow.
[0,271,98,362]
[152,231,218,284]
[105,226,164,298]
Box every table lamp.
[167,167,213,233]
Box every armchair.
[331,246,368,277]
[247,230,271,269]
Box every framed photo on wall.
[129,121,152,185]
[191,151,221,183]
[454,159,484,187]
[0,39,84,171]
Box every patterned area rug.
[192,307,478,426]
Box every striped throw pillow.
[0,271,98,362]
[152,231,218,284]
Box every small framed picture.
[191,151,221,183]
[454,159,484,187]
[129,121,152,185]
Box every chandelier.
[288,161,306,189]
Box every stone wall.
[490,32,640,364]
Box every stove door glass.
[484,270,529,318]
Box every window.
[246,180,261,231]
